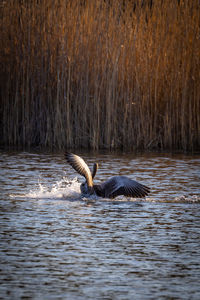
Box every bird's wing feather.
[65,152,93,187]
[92,163,98,179]
[100,176,150,198]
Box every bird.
[65,152,150,199]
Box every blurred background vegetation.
[1,0,200,151]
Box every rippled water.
[0,151,200,299]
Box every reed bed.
[1,0,200,151]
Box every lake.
[0,151,200,299]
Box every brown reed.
[1,0,200,151]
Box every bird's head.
[80,181,94,196]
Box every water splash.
[10,177,81,200]
[9,176,200,203]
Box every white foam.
[174,195,200,203]
[10,177,81,200]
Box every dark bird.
[65,152,150,198]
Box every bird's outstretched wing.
[100,176,150,198]
[65,152,93,187]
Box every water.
[0,151,200,299]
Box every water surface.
[0,151,200,299]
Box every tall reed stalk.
[1,0,200,151]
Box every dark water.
[0,151,200,299]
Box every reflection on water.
[0,151,200,299]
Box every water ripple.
[0,151,200,299]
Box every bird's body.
[65,152,150,199]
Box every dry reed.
[1,0,200,151]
